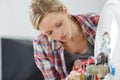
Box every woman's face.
[39,12,72,42]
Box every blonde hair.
[29,0,64,30]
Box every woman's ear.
[62,6,68,14]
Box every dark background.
[1,38,44,80]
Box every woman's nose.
[54,29,62,39]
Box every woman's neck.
[69,16,85,42]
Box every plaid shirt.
[33,13,99,80]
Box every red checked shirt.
[33,13,99,80]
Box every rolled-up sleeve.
[33,38,61,80]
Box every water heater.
[95,0,120,79]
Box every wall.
[61,0,107,14]
[0,0,39,39]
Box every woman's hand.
[67,70,81,80]
[73,59,82,70]
[66,59,85,80]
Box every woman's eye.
[57,22,62,28]
[47,31,53,35]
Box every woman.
[29,0,99,79]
